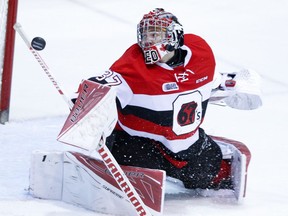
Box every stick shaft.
[13,23,74,109]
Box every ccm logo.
[196,76,208,83]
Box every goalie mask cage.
[0,0,18,124]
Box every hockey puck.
[31,37,46,51]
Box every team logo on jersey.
[162,82,179,92]
[174,69,195,83]
[172,91,202,135]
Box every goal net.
[0,0,18,124]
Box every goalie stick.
[14,23,152,216]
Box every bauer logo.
[162,82,179,92]
[70,83,89,123]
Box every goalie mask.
[137,8,184,64]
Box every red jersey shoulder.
[182,34,216,87]
[184,34,215,61]
[110,44,145,72]
[184,34,211,47]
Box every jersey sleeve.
[88,70,133,109]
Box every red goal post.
[0,0,18,124]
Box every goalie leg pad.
[211,136,251,201]
[29,150,166,215]
[29,150,64,200]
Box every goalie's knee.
[166,130,223,189]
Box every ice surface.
[1,0,288,215]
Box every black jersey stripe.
[117,98,209,127]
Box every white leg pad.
[29,150,64,200]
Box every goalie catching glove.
[211,68,263,110]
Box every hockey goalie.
[29,8,262,216]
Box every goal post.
[0,0,18,124]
